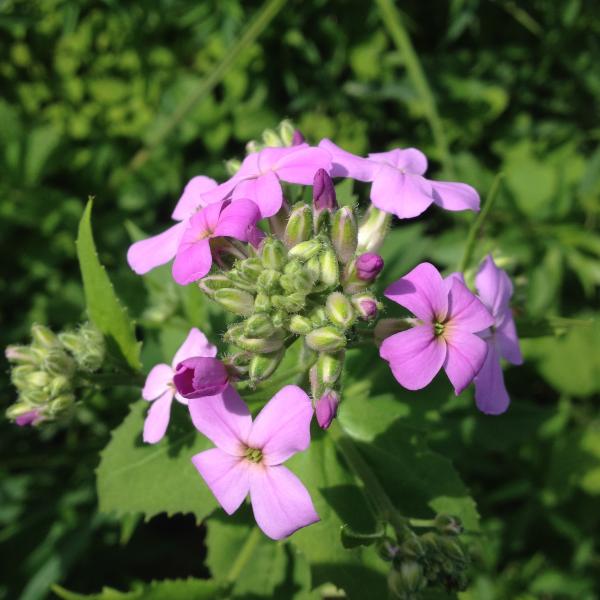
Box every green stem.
[226,526,262,582]
[458,173,504,273]
[78,371,145,388]
[375,0,452,174]
[123,0,286,175]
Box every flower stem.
[78,371,145,388]
[226,526,262,582]
[458,172,504,273]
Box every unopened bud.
[331,207,358,264]
[224,269,256,292]
[249,350,284,382]
[356,253,384,281]
[394,561,425,595]
[271,310,286,328]
[244,314,275,338]
[306,327,346,352]
[434,514,463,536]
[49,374,71,397]
[31,324,59,349]
[399,537,426,561]
[246,140,261,154]
[213,289,255,317]
[374,318,414,346]
[257,269,280,293]
[28,371,50,389]
[7,405,43,426]
[11,365,35,389]
[261,238,287,270]
[268,200,290,240]
[44,349,76,377]
[313,168,337,215]
[325,292,354,329]
[280,269,314,293]
[305,255,321,281]
[240,258,264,281]
[278,120,295,146]
[5,345,39,365]
[291,129,305,146]
[351,293,379,320]
[284,205,312,248]
[225,158,242,176]
[198,274,232,296]
[357,205,391,253]
[20,389,48,405]
[316,351,344,386]
[288,315,314,335]
[48,394,75,415]
[262,128,282,148]
[319,248,339,288]
[271,292,305,313]
[309,307,328,327]
[315,390,340,429]
[254,293,271,313]
[289,239,322,261]
[174,357,229,399]
[235,334,285,354]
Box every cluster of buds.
[5,323,105,426]
[199,168,384,428]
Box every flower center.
[244,447,263,463]
[433,321,445,337]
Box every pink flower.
[127,176,217,275]
[315,390,340,429]
[172,198,260,285]
[15,409,43,427]
[319,139,480,219]
[200,144,332,218]
[355,252,384,282]
[379,262,494,394]
[173,357,229,399]
[189,385,319,540]
[142,328,217,444]
[473,255,523,414]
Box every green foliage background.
[0,0,599,598]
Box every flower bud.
[316,351,344,386]
[244,314,275,338]
[288,315,314,335]
[315,390,340,429]
[284,205,312,248]
[174,357,229,399]
[49,375,71,397]
[48,394,75,415]
[262,128,282,147]
[306,327,346,352]
[31,324,59,349]
[319,247,339,288]
[278,120,296,147]
[5,345,39,365]
[291,129,305,146]
[246,140,261,154]
[313,169,337,214]
[351,293,379,320]
[234,333,285,354]
[309,364,320,398]
[199,274,234,296]
[261,238,287,270]
[254,293,271,313]
[390,561,425,595]
[356,253,384,282]
[28,371,50,389]
[20,389,49,405]
[268,200,290,240]
[280,269,314,294]
[305,255,321,281]
[309,307,328,327]
[257,269,281,293]
[271,292,305,313]
[213,289,255,317]
[357,205,391,253]
[7,405,43,426]
[271,310,286,328]
[374,318,415,346]
[225,158,241,176]
[331,207,358,264]
[249,350,284,383]
[240,258,264,281]
[325,292,355,329]
[223,269,256,292]
[44,348,76,377]
[288,239,322,261]
[434,514,463,536]
[11,365,35,389]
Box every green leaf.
[96,401,217,521]
[77,200,141,371]
[52,578,221,600]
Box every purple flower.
[379,262,494,394]
[200,145,332,218]
[291,130,305,146]
[127,176,217,275]
[315,390,340,429]
[173,357,229,399]
[172,198,261,285]
[142,328,217,444]
[473,255,523,414]
[15,409,43,427]
[190,385,319,540]
[313,168,337,212]
[356,253,384,281]
[319,139,480,219]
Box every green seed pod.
[257,269,281,293]
[213,289,255,317]
[284,204,312,248]
[305,327,346,352]
[325,292,355,329]
[31,324,59,349]
[254,293,272,313]
[198,274,233,296]
[316,351,344,386]
[331,207,358,264]
[249,350,284,382]
[244,314,275,338]
[261,238,287,270]
[319,247,339,288]
[288,315,314,335]
[288,239,322,261]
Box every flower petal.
[171,328,217,369]
[447,278,495,333]
[271,146,332,185]
[368,148,428,175]
[496,318,523,365]
[379,325,446,390]
[443,329,488,395]
[370,166,433,219]
[384,262,448,322]
[431,181,480,212]
[173,357,229,399]
[142,363,173,400]
[247,385,313,465]
[192,448,250,514]
[188,386,252,456]
[143,391,174,444]
[171,176,218,221]
[475,255,513,318]
[214,197,262,237]
[318,139,376,181]
[474,343,510,414]
[249,465,319,540]
[172,236,212,285]
[127,221,187,275]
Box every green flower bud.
[262,128,282,147]
[249,350,284,382]
[392,561,425,595]
[399,536,426,561]
[319,247,339,288]
[357,205,391,253]
[271,292,305,313]
[261,238,287,270]
[44,348,76,377]
[198,274,233,296]
[280,270,314,294]
[246,140,261,154]
[20,389,50,405]
[31,324,59,349]
[284,259,304,276]
[11,365,36,389]
[244,314,275,338]
[225,269,257,292]
[49,374,71,397]
[325,292,355,329]
[331,207,358,264]
[213,289,255,317]
[233,333,286,354]
[48,394,75,415]
[254,293,271,313]
[309,307,329,327]
[6,403,44,425]
[289,239,322,261]
[288,315,314,335]
[305,255,321,282]
[278,119,295,146]
[271,310,287,328]
[240,257,264,281]
[225,158,242,176]
[268,201,290,240]
[28,371,50,389]
[316,351,344,386]
[305,327,346,352]
[284,205,312,248]
[437,537,466,563]
[257,269,281,293]
[434,514,463,536]
[5,345,39,365]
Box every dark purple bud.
[315,390,340,429]
[173,357,229,399]
[15,409,42,427]
[356,253,384,281]
[313,168,337,213]
[291,129,305,146]
[352,294,378,320]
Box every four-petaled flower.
[189,384,319,540]
[380,262,494,394]
[142,328,217,444]
[319,139,480,218]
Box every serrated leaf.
[77,200,141,371]
[96,401,217,521]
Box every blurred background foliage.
[0,0,599,598]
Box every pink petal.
[231,175,281,218]
[271,146,333,185]
[443,329,488,395]
[171,236,212,285]
[447,278,495,333]
[318,139,376,181]
[370,166,434,219]
[496,318,523,365]
[474,343,510,414]
[246,385,313,465]
[215,198,261,237]
[475,255,513,318]
[379,325,447,390]
[127,221,187,275]
[431,181,480,212]
[142,363,174,400]
[143,391,174,444]
[368,148,428,175]
[188,386,252,456]
[171,176,218,221]
[384,262,448,322]
[197,173,246,207]
[171,328,217,369]
[192,448,250,514]
[249,465,319,540]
